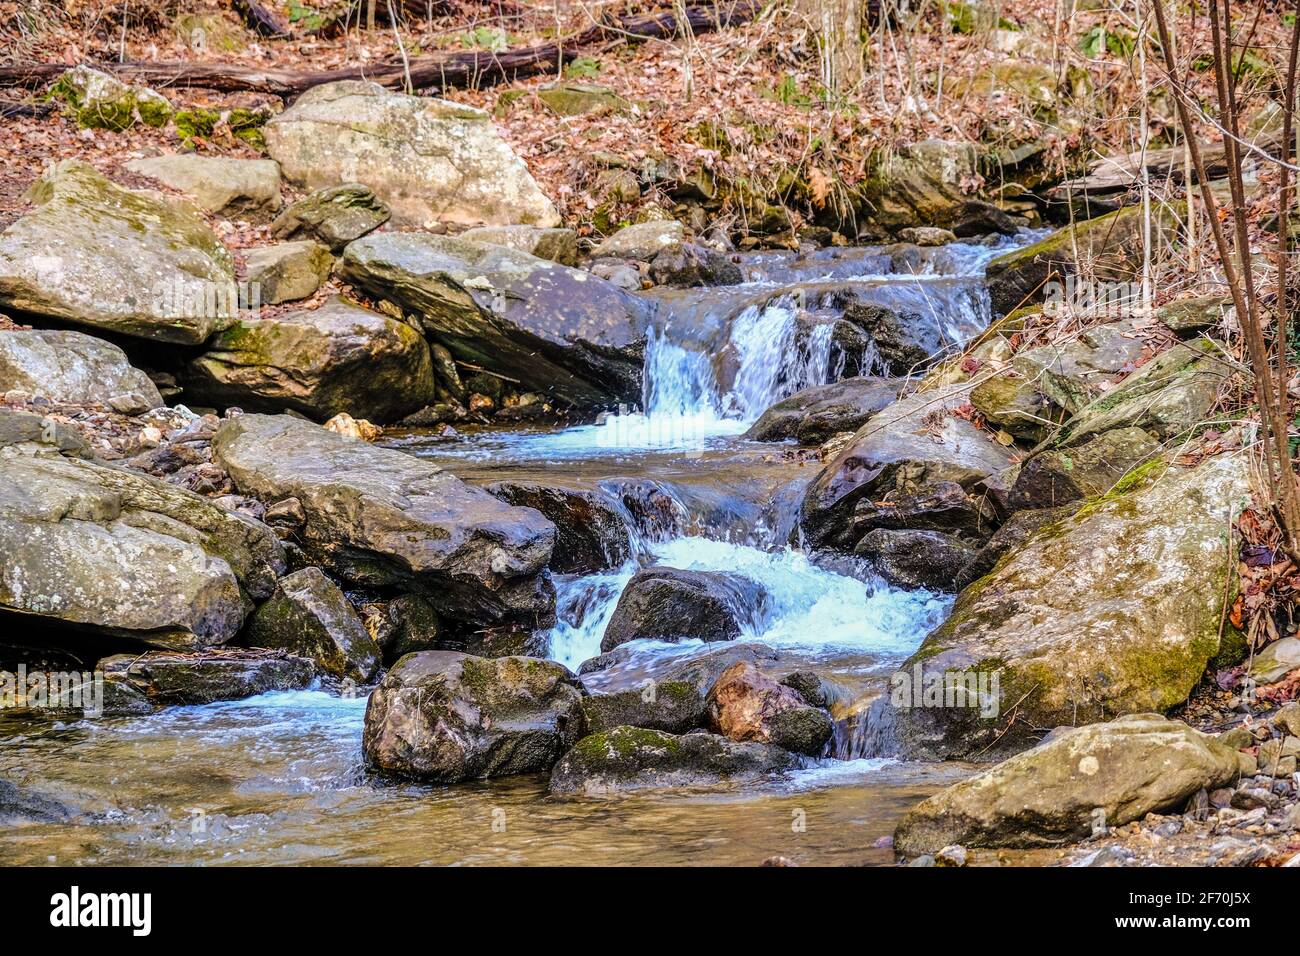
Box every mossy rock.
[536,83,630,117]
[174,107,221,145]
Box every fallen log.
[0,0,760,99]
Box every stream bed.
[0,232,1039,866]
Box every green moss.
[228,107,269,150]
[174,107,220,143]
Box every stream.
[0,232,1039,866]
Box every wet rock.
[580,680,707,735]
[459,225,579,266]
[124,155,281,219]
[893,715,1241,855]
[266,80,558,230]
[362,651,585,782]
[849,479,998,540]
[744,377,904,444]
[855,528,978,591]
[0,329,162,408]
[246,567,381,682]
[340,233,651,407]
[986,204,1181,315]
[592,220,684,260]
[953,505,1073,589]
[1007,427,1163,511]
[0,161,235,344]
[1057,340,1229,446]
[186,296,436,423]
[875,453,1249,759]
[241,241,334,305]
[707,661,833,756]
[578,641,781,691]
[649,243,743,288]
[0,453,284,650]
[212,413,556,627]
[99,648,315,709]
[899,226,957,246]
[800,385,1016,551]
[0,778,71,823]
[600,568,768,653]
[841,304,933,376]
[269,183,390,253]
[548,726,798,795]
[370,592,441,665]
[486,480,632,573]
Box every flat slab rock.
[98,648,315,714]
[0,452,284,650]
[212,413,556,626]
[744,376,905,445]
[0,160,235,344]
[893,714,1241,856]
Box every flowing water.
[0,233,1039,866]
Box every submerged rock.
[548,726,798,795]
[124,155,281,219]
[893,715,1240,855]
[212,413,556,627]
[873,452,1250,759]
[600,567,768,653]
[706,661,833,756]
[0,161,235,344]
[486,480,633,573]
[0,778,71,823]
[340,233,651,407]
[744,377,905,444]
[266,80,558,229]
[99,648,315,711]
[362,651,585,782]
[0,329,162,408]
[246,567,380,683]
[0,453,284,650]
[186,296,436,423]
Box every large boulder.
[186,296,436,423]
[744,377,905,444]
[0,453,284,650]
[0,161,236,344]
[600,567,768,653]
[212,413,556,627]
[485,480,632,573]
[872,452,1250,760]
[986,204,1181,315]
[0,329,161,408]
[124,155,281,219]
[245,567,381,683]
[265,80,559,230]
[362,651,585,782]
[799,385,1016,551]
[706,661,833,756]
[893,715,1241,855]
[98,648,315,712]
[548,726,799,795]
[339,233,651,406]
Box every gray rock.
[242,241,333,305]
[212,413,555,627]
[548,726,798,795]
[592,220,684,260]
[1008,426,1163,510]
[186,296,436,423]
[0,161,236,344]
[124,155,281,218]
[600,567,768,653]
[0,453,284,650]
[340,233,651,407]
[98,648,315,709]
[485,480,632,573]
[855,527,978,591]
[0,329,162,407]
[894,714,1240,854]
[580,680,707,735]
[269,183,390,253]
[246,567,381,682]
[362,651,585,782]
[459,225,579,266]
[744,377,905,444]
[265,80,558,230]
